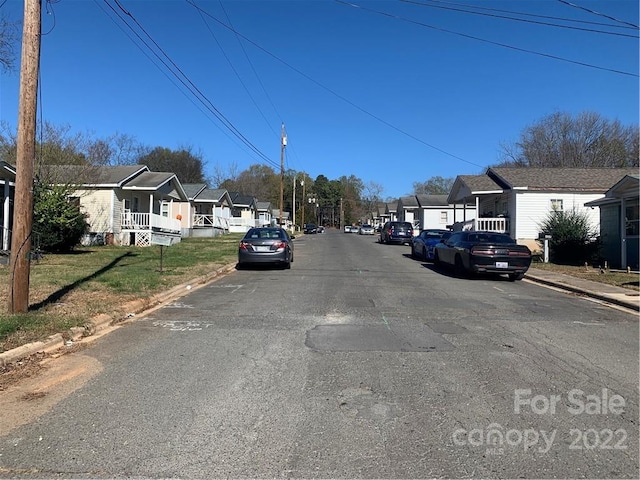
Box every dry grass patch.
[530,263,640,291]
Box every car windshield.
[425,231,446,238]
[246,228,284,240]
[467,233,513,244]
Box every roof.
[416,194,450,207]
[585,175,640,207]
[488,167,639,192]
[123,171,176,189]
[256,201,271,211]
[0,161,16,182]
[229,192,256,207]
[182,183,207,199]
[398,195,419,208]
[41,164,148,186]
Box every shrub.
[33,183,88,252]
[538,208,599,265]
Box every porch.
[193,214,230,231]
[120,212,181,246]
[458,217,510,234]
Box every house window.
[161,201,169,218]
[625,200,639,236]
[440,211,448,224]
[550,199,563,212]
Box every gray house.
[586,174,639,270]
[1,161,16,253]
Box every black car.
[410,229,450,261]
[304,223,318,234]
[433,231,532,280]
[379,221,414,245]
[238,227,294,269]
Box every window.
[161,201,169,218]
[625,199,639,236]
[440,211,448,224]
[550,199,563,212]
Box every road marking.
[152,320,214,331]
[573,321,605,326]
[381,314,391,331]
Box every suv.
[379,221,414,244]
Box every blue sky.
[1,0,638,199]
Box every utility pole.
[300,176,305,228]
[292,174,296,232]
[279,124,286,227]
[9,0,41,313]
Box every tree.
[538,207,599,265]
[413,176,454,195]
[137,146,206,183]
[32,183,89,252]
[499,111,639,168]
[0,14,20,72]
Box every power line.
[557,0,639,29]
[337,1,638,78]
[401,0,639,38]
[186,1,485,170]
[102,0,280,170]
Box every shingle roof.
[399,195,419,208]
[123,171,175,189]
[416,194,449,207]
[41,165,147,186]
[489,167,639,192]
[182,183,207,199]
[458,174,502,193]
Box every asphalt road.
[1,229,638,478]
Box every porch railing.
[193,214,230,230]
[458,217,510,233]
[120,212,181,233]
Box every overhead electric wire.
[408,0,638,31]
[337,1,638,78]
[186,1,485,170]
[401,0,638,38]
[102,0,280,170]
[557,0,639,29]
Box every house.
[1,161,16,253]
[43,164,188,246]
[385,201,398,223]
[448,167,639,252]
[585,175,639,270]
[397,194,475,231]
[228,192,259,233]
[172,184,233,237]
[271,209,291,229]
[256,201,273,227]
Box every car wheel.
[433,251,441,267]
[285,261,291,269]
[508,272,524,281]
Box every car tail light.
[509,250,530,257]
[274,242,287,250]
[471,247,494,255]
[239,241,252,250]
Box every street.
[0,229,638,478]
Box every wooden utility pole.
[279,124,286,227]
[8,0,41,313]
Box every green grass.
[0,234,243,352]
[530,263,639,291]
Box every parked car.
[344,225,357,233]
[304,223,318,234]
[379,221,414,244]
[358,224,375,235]
[410,229,450,261]
[317,225,325,233]
[238,227,294,269]
[433,231,531,280]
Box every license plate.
[495,262,509,268]
[255,246,270,252]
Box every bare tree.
[0,14,20,72]
[499,111,639,168]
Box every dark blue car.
[410,229,451,261]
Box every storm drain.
[306,324,456,352]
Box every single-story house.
[385,201,398,223]
[586,174,639,270]
[256,201,273,227]
[172,184,233,237]
[43,164,188,246]
[228,192,259,233]
[396,194,475,231]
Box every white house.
[43,164,187,246]
[396,194,475,231]
[172,184,233,237]
[448,167,639,252]
[0,161,15,254]
[228,192,259,233]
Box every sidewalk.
[525,267,640,312]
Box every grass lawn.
[530,263,640,291]
[0,234,243,353]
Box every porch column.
[149,193,154,214]
[475,196,480,230]
[620,198,627,269]
[2,181,10,250]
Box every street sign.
[151,233,175,246]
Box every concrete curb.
[525,274,640,312]
[0,262,238,368]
